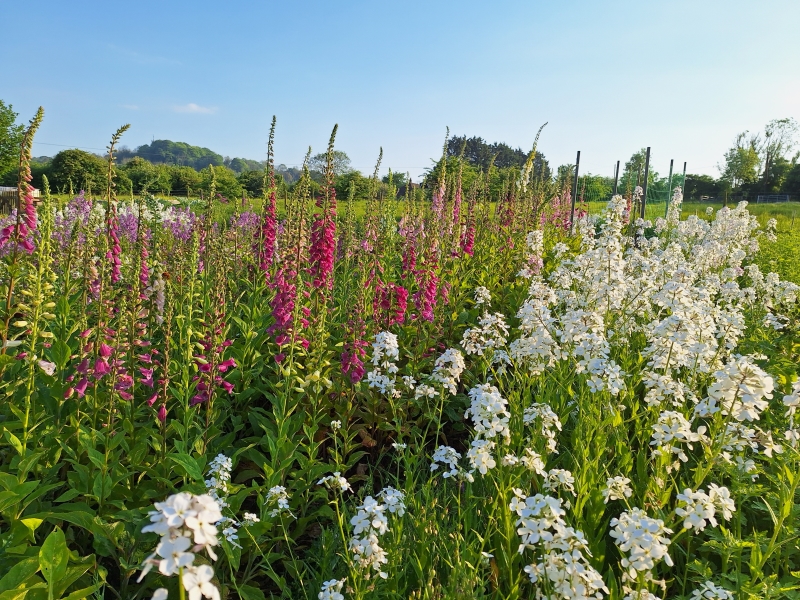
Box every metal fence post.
[570,151,580,234]
[640,147,651,219]
[682,161,687,196]
[664,159,673,218]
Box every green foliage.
[335,171,372,199]
[617,148,659,195]
[721,132,761,189]
[685,174,720,200]
[309,150,352,178]
[448,134,550,176]
[131,139,224,170]
[200,164,243,199]
[0,99,24,182]
[49,149,108,195]
[228,157,264,173]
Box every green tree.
[49,149,108,194]
[577,174,612,203]
[448,134,550,178]
[336,171,373,199]
[308,150,351,178]
[783,161,800,196]
[0,100,24,183]
[618,149,659,196]
[200,165,243,200]
[134,139,224,170]
[237,169,265,197]
[171,165,202,197]
[720,132,761,189]
[382,171,408,190]
[228,157,264,173]
[684,174,720,200]
[122,156,162,193]
[759,118,798,192]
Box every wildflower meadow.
[2,109,800,600]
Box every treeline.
[689,118,800,201]
[15,148,411,201]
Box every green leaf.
[52,556,96,599]
[39,527,68,586]
[0,556,40,592]
[237,585,266,600]
[61,584,102,600]
[3,430,23,456]
[90,474,112,503]
[0,353,15,369]
[53,489,81,503]
[168,453,204,482]
[0,491,20,512]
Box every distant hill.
[119,140,224,170]
[117,140,266,174]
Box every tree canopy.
[0,100,24,184]
[123,139,225,170]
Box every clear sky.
[3,0,799,180]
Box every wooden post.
[613,160,620,197]
[570,151,580,234]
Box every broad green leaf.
[3,430,23,456]
[52,557,96,599]
[168,453,204,481]
[0,491,20,512]
[237,585,266,600]
[53,489,81,503]
[61,584,102,600]
[39,528,68,586]
[0,556,40,592]
[90,474,113,503]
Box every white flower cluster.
[318,472,352,493]
[706,355,774,422]
[430,445,473,482]
[205,454,232,508]
[602,476,633,503]
[430,348,465,396]
[503,190,794,421]
[643,371,693,409]
[349,488,406,579]
[461,312,509,359]
[523,402,562,454]
[318,579,345,600]
[266,485,292,518]
[466,439,497,475]
[202,454,258,548]
[414,383,438,400]
[465,383,511,442]
[542,469,576,497]
[650,411,707,471]
[138,492,224,600]
[675,485,735,531]
[763,311,787,331]
[474,285,492,306]
[610,508,673,581]
[690,581,735,599]
[510,490,608,599]
[784,379,800,446]
[366,331,401,397]
[518,230,545,279]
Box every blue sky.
[3,0,799,180]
